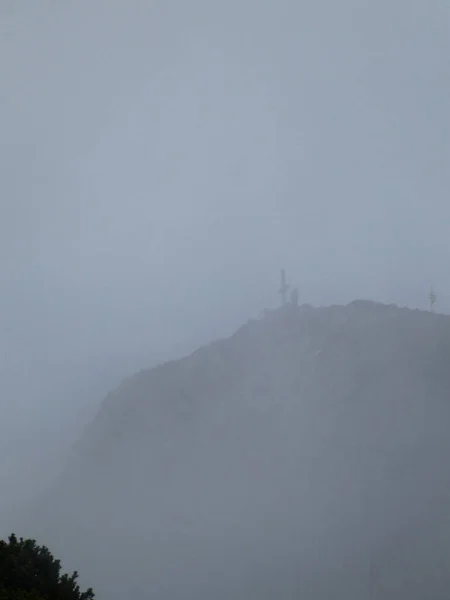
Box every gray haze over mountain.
[0,0,449,555]
[27,301,450,599]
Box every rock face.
[26,301,450,600]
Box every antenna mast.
[278,268,290,306]
[429,286,437,312]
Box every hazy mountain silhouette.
[25,300,450,599]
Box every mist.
[1,1,450,597]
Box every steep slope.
[26,301,450,600]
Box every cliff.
[26,300,450,600]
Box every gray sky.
[0,1,449,506]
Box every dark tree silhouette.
[0,534,94,600]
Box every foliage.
[0,534,94,600]
[0,588,46,600]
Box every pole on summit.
[429,286,436,312]
[279,268,290,306]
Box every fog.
[1,0,449,596]
[23,303,450,598]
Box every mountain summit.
[27,300,450,600]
